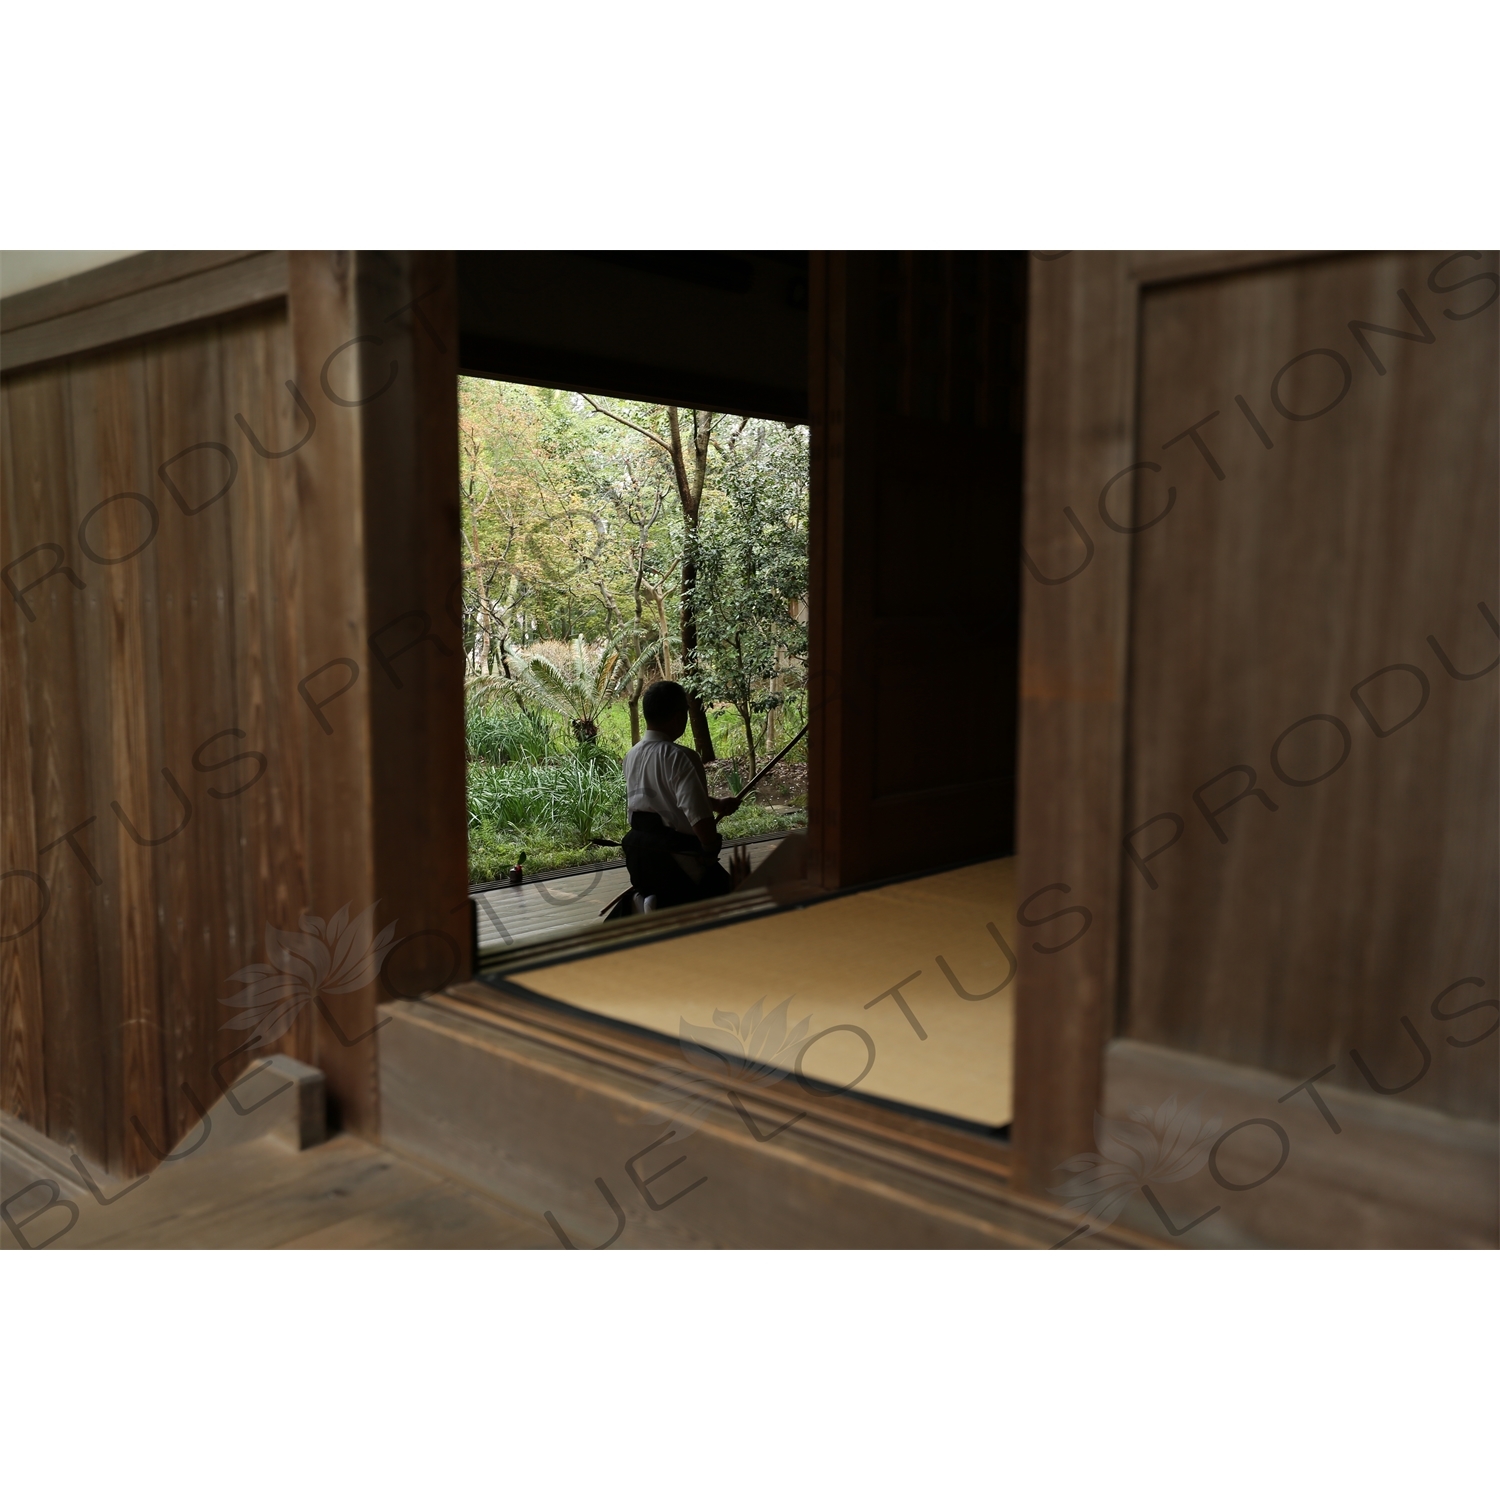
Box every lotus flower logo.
[645,997,813,1141]
[218,903,399,1046]
[1050,1095,1223,1241]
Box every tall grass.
[465,699,556,766]
[466,749,626,846]
[540,755,626,844]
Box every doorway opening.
[448,251,1022,1143]
[461,377,810,953]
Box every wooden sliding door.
[807,251,1027,889]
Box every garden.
[460,380,809,883]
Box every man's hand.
[710,796,741,819]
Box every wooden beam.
[285,251,469,1137]
[0,250,264,332]
[1,253,288,373]
[1010,253,1137,1196]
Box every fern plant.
[511,632,658,741]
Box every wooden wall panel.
[1123,251,1499,1120]
[283,252,381,1130]
[809,252,1025,890]
[67,348,169,1175]
[1,367,108,1161]
[1012,249,1498,1198]
[221,312,314,1067]
[0,388,48,1128]
[2,252,468,1173]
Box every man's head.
[643,679,689,741]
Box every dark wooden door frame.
[806,251,1025,892]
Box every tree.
[458,380,598,666]
[685,422,809,776]
[581,395,723,762]
[457,379,810,762]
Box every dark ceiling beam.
[456,251,809,422]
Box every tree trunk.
[680,549,717,761]
[653,593,674,680]
[630,580,645,746]
[465,524,491,674]
[738,701,758,779]
[667,406,717,763]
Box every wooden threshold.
[412,980,1160,1248]
[480,843,1025,978]
[447,980,1010,1194]
[480,875,823,975]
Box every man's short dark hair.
[643,679,688,726]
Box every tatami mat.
[515,857,1017,1128]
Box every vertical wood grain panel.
[3,298,315,1173]
[221,309,314,1064]
[5,254,465,1165]
[0,385,48,1129]
[1012,249,1497,1203]
[286,251,380,1131]
[1123,251,1499,1119]
[66,347,169,1175]
[1011,253,1137,1195]
[146,324,244,1145]
[1,367,108,1160]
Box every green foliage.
[510,632,658,741]
[467,756,626,840]
[459,380,810,882]
[715,803,804,842]
[683,421,809,772]
[540,756,627,845]
[458,380,685,663]
[465,697,556,766]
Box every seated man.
[620,680,740,910]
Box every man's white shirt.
[623,729,712,834]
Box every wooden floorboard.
[473,835,786,954]
[279,1181,552,1249]
[0,1127,557,1250]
